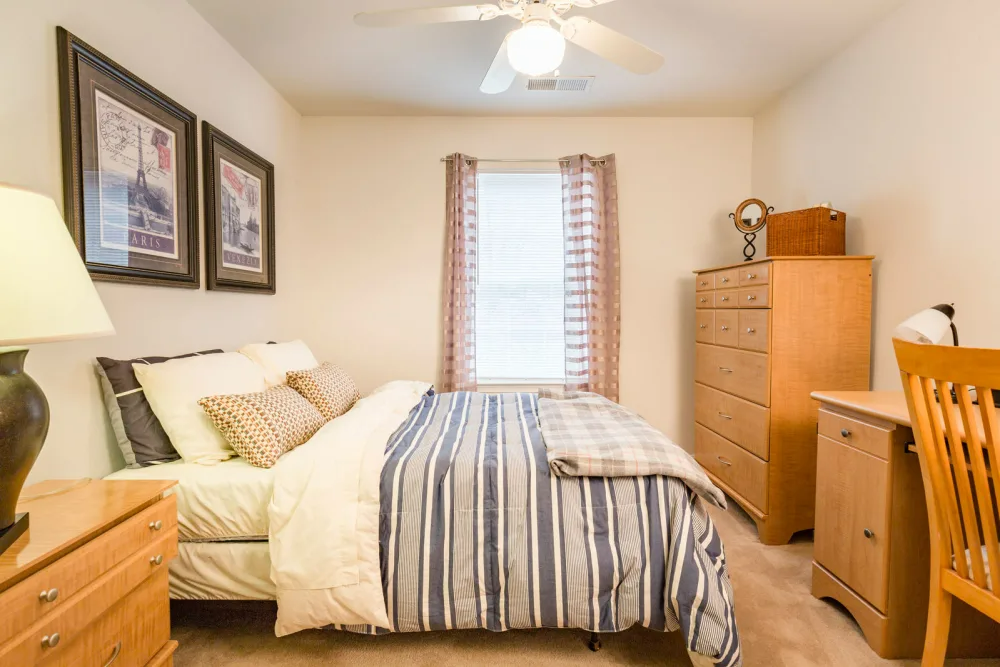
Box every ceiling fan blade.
[480,33,517,94]
[560,16,663,74]
[568,0,621,7]
[354,4,498,28]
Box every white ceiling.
[187,0,905,117]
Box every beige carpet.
[171,503,1000,666]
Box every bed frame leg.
[588,632,602,652]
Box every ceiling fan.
[354,0,664,94]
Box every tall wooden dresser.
[693,257,873,545]
[0,479,178,666]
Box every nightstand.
[0,479,178,666]
[811,391,1000,659]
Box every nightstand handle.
[39,588,58,603]
[103,641,122,667]
[150,554,163,566]
[841,428,851,438]
[863,528,874,539]
[149,520,163,531]
[41,633,60,649]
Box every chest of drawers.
[692,257,873,545]
[0,480,178,667]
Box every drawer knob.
[721,296,730,302]
[150,554,164,566]
[699,324,707,329]
[700,280,708,286]
[699,297,707,303]
[720,325,729,332]
[863,528,874,539]
[149,520,163,531]
[747,273,756,279]
[721,277,730,283]
[38,588,59,603]
[718,367,733,374]
[718,412,733,420]
[717,456,733,467]
[841,428,851,438]
[746,327,756,334]
[41,633,60,649]
[747,294,756,301]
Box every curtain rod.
[439,157,606,166]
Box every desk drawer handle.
[41,633,60,649]
[746,294,757,302]
[718,412,733,420]
[717,456,733,467]
[149,520,163,531]
[746,327,756,334]
[150,554,163,566]
[863,528,874,539]
[39,588,59,603]
[103,641,122,667]
[841,428,851,438]
[718,367,733,374]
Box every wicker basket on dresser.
[693,256,873,545]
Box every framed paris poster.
[57,27,199,288]
[202,123,276,294]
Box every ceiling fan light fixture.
[507,20,566,76]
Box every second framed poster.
[202,122,276,294]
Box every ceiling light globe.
[507,22,566,76]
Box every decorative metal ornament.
[730,198,773,262]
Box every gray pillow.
[96,349,223,467]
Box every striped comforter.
[341,391,741,666]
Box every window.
[475,171,565,384]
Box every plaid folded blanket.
[538,389,725,508]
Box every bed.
[107,384,741,666]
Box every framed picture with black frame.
[57,27,199,288]
[202,122,276,294]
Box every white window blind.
[476,172,565,383]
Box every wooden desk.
[810,391,1000,659]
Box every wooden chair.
[894,339,1000,666]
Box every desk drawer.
[695,424,768,512]
[0,531,176,666]
[695,383,770,460]
[818,410,891,460]
[0,495,176,646]
[695,344,770,406]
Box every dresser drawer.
[695,311,715,344]
[739,310,770,353]
[695,424,768,512]
[740,286,769,308]
[814,435,890,612]
[696,291,714,309]
[716,289,738,309]
[0,531,176,666]
[40,569,170,667]
[695,274,714,292]
[0,495,176,646]
[739,263,769,286]
[715,310,739,347]
[715,268,739,289]
[818,409,891,460]
[695,383,770,460]
[695,344,770,406]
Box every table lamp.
[0,185,114,555]
[893,303,957,345]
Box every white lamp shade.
[0,185,114,346]
[507,22,566,76]
[894,308,952,345]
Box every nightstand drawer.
[695,383,770,460]
[695,310,715,344]
[818,409,891,460]
[695,343,770,406]
[0,495,176,646]
[814,436,890,613]
[0,531,176,666]
[695,424,768,512]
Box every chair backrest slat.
[964,385,1000,590]
[975,386,1000,585]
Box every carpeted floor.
[171,502,1000,666]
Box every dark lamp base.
[0,512,29,555]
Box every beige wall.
[298,117,753,449]
[1,0,304,482]
[752,0,1000,389]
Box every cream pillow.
[239,340,319,387]
[134,352,267,464]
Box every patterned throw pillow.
[285,363,360,421]
[198,386,326,468]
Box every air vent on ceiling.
[526,76,594,92]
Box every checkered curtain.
[441,154,478,392]
[560,154,621,402]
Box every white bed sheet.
[170,541,275,600]
[106,457,273,542]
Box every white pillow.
[133,352,267,465]
[239,340,319,387]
